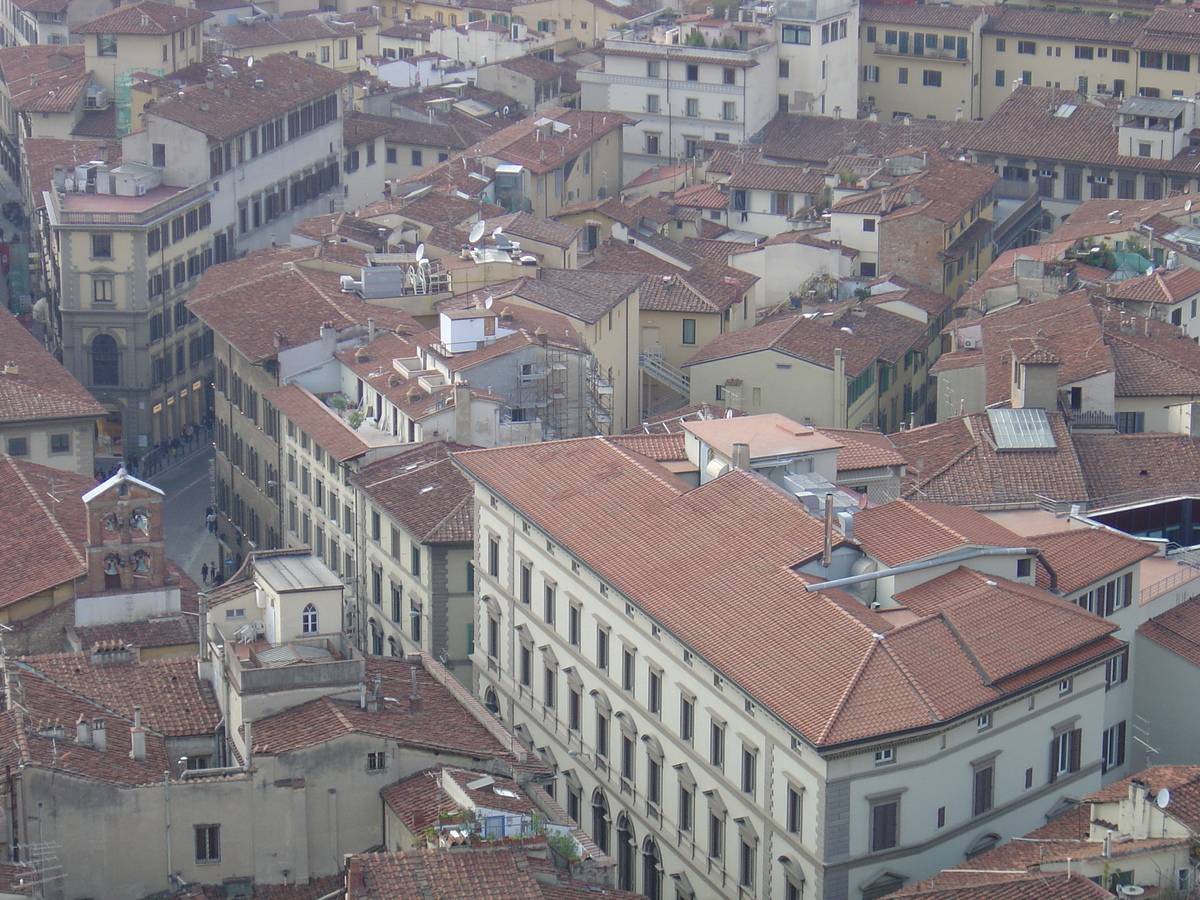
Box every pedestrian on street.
[206,512,217,533]
[201,563,209,584]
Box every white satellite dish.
[1156,787,1171,809]
[1187,199,1194,212]
[492,225,504,237]
[414,243,425,263]
[468,220,485,244]
[1118,886,1145,897]
[484,294,493,309]
[246,55,254,68]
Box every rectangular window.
[1102,721,1126,772]
[621,646,635,692]
[520,562,531,604]
[1168,53,1191,72]
[787,785,802,834]
[973,764,994,816]
[1113,49,1129,63]
[686,64,699,81]
[679,784,694,832]
[686,98,699,117]
[1141,50,1163,68]
[995,37,1006,51]
[1050,727,1082,782]
[923,69,942,87]
[1106,649,1129,688]
[995,69,1005,87]
[92,233,112,258]
[648,669,662,715]
[863,65,880,83]
[569,684,581,730]
[870,799,899,852]
[741,746,756,795]
[781,23,810,44]
[708,812,724,859]
[779,60,789,77]
[722,101,736,121]
[367,751,386,771]
[646,94,660,113]
[487,535,499,576]
[739,840,755,888]
[1017,40,1035,54]
[621,733,634,781]
[93,277,114,303]
[544,666,556,708]
[645,133,660,156]
[1075,45,1094,59]
[49,433,70,454]
[723,67,736,85]
[544,582,556,625]
[6,437,28,457]
[596,711,610,759]
[710,721,725,770]
[568,603,581,645]
[647,60,660,78]
[597,627,609,669]
[898,67,908,84]
[680,695,694,743]
[194,825,220,863]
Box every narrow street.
[149,446,219,587]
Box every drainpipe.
[803,546,1057,593]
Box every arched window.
[616,813,635,892]
[642,837,663,900]
[302,603,318,634]
[591,789,610,855]
[484,687,500,716]
[91,334,119,386]
[388,636,399,657]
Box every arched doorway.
[642,837,663,900]
[616,813,635,892]
[591,789,610,855]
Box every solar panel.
[986,407,1057,450]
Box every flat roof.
[255,553,343,592]
[683,412,843,459]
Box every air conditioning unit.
[961,337,979,349]
[135,183,147,196]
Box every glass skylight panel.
[986,407,1057,450]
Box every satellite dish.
[484,295,493,309]
[414,243,425,263]
[468,220,485,244]
[1187,199,1194,212]
[1156,788,1171,809]
[246,55,254,68]
[492,226,504,237]
[1118,887,1145,897]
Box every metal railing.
[639,345,690,396]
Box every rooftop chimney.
[731,442,751,471]
[822,493,834,567]
[76,714,91,746]
[92,719,106,752]
[129,706,146,761]
[409,667,424,714]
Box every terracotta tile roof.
[680,237,757,261]
[855,499,1027,566]
[727,161,827,194]
[352,845,643,900]
[458,107,635,176]
[861,1,987,29]
[145,54,347,142]
[815,427,907,471]
[584,243,746,313]
[1073,432,1200,507]
[71,105,118,138]
[1139,596,1200,669]
[485,269,644,325]
[476,211,579,248]
[607,432,687,461]
[0,309,104,423]
[1089,766,1200,834]
[352,443,474,544]
[343,111,401,147]
[72,616,198,651]
[0,456,91,609]
[1029,527,1155,594]
[10,651,220,737]
[1052,195,1192,244]
[1108,266,1200,305]
[212,13,362,50]
[1105,322,1200,396]
[761,111,978,167]
[456,441,1118,745]
[24,139,121,208]
[265,383,375,462]
[891,412,1090,507]
[187,247,419,364]
[75,0,210,33]
[0,45,87,114]
[291,210,386,248]
[984,6,1143,43]
[673,182,728,210]
[623,162,688,189]
[499,54,570,83]
[683,312,883,378]
[830,304,930,365]
[0,657,176,785]
[250,656,516,758]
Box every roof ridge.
[604,437,690,495]
[937,607,995,686]
[817,637,879,744]
[878,638,945,721]
[7,658,155,733]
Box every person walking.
[206,511,217,533]
[201,563,209,584]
